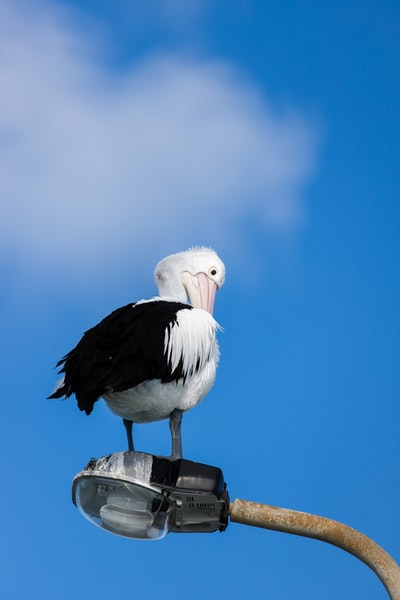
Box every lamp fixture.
[72,451,229,540]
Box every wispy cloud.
[0,0,318,284]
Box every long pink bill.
[183,272,218,314]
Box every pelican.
[48,247,225,457]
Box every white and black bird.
[49,247,225,457]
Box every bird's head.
[154,247,225,314]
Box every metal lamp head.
[72,452,229,540]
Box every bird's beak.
[182,272,218,314]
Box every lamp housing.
[72,451,229,540]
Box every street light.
[72,451,229,540]
[72,451,400,599]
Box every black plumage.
[48,300,193,416]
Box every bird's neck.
[157,279,188,304]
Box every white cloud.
[0,0,318,283]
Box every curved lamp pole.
[230,498,400,600]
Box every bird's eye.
[209,267,218,277]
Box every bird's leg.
[169,409,183,458]
[123,419,135,452]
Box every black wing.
[48,300,192,415]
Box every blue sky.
[1,1,399,598]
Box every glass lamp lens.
[75,478,170,540]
